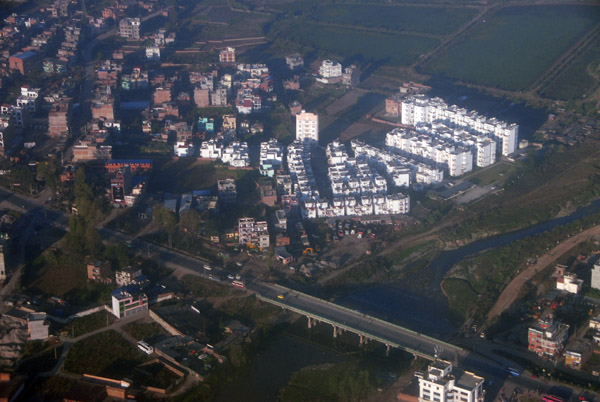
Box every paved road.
[2,187,597,400]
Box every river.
[339,198,600,337]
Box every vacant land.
[64,330,149,378]
[426,5,599,90]
[308,4,477,36]
[542,38,600,101]
[272,23,439,66]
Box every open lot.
[308,4,477,36]
[273,23,439,67]
[542,37,600,101]
[426,5,599,91]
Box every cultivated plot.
[426,5,599,91]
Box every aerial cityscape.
[0,0,598,401]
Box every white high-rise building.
[296,110,319,144]
[419,360,484,402]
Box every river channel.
[339,198,600,337]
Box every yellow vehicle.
[277,294,285,299]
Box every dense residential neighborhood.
[0,0,599,401]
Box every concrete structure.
[111,287,148,318]
[219,47,236,63]
[319,60,342,78]
[111,166,133,204]
[296,110,319,144]
[28,313,49,340]
[48,103,69,137]
[217,178,237,204]
[418,360,484,402]
[528,315,569,358]
[259,139,284,177]
[286,53,304,70]
[0,245,5,282]
[556,273,583,294]
[592,263,600,290]
[8,51,41,75]
[565,338,592,370]
[119,18,140,39]
[238,217,270,249]
[87,260,113,283]
[400,94,518,156]
[115,267,143,287]
[193,87,210,108]
[145,46,160,61]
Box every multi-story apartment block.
[386,128,473,177]
[528,315,569,357]
[119,18,140,40]
[286,53,304,70]
[418,360,484,402]
[401,94,518,156]
[210,86,228,107]
[260,139,284,177]
[319,60,342,78]
[218,178,237,204]
[219,47,236,63]
[296,110,319,144]
[111,287,148,318]
[145,46,160,61]
[221,141,249,167]
[556,273,583,294]
[238,218,270,249]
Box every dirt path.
[486,223,600,322]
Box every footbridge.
[252,283,463,361]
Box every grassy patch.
[180,274,235,298]
[542,39,600,101]
[122,322,167,341]
[271,23,439,66]
[150,159,248,194]
[309,4,476,36]
[63,310,117,338]
[441,278,478,321]
[427,5,599,90]
[279,361,375,402]
[64,330,149,378]
[219,295,282,327]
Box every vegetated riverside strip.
[425,5,599,91]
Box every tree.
[180,209,200,234]
[37,159,60,195]
[153,204,177,247]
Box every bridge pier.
[333,325,338,338]
[307,316,313,329]
[385,344,391,357]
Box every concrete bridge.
[253,283,463,361]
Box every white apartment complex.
[260,139,284,177]
[296,110,319,143]
[238,217,270,249]
[419,360,484,402]
[319,60,342,78]
[401,94,518,156]
[386,128,473,177]
[351,140,444,186]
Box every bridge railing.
[271,284,463,354]
[256,294,437,359]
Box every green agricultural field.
[276,23,439,66]
[542,39,600,101]
[426,5,599,90]
[309,4,477,36]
